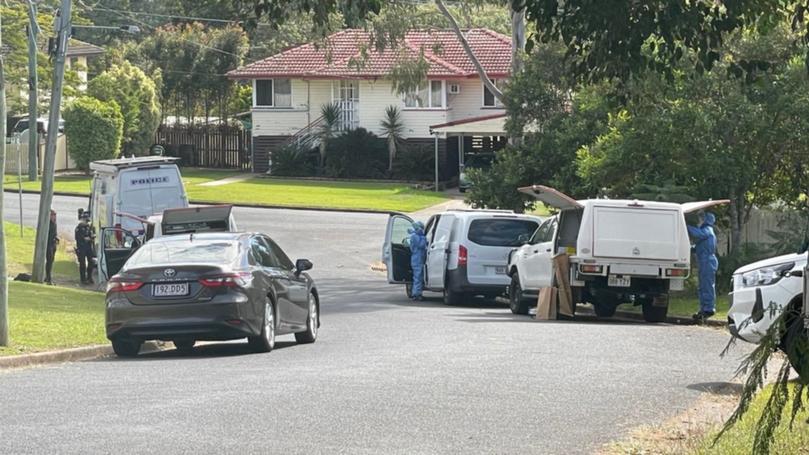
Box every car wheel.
[112,338,142,358]
[295,292,319,344]
[443,277,464,306]
[593,300,617,318]
[781,301,809,381]
[642,296,669,323]
[173,339,196,352]
[459,187,467,193]
[509,274,530,315]
[405,282,413,298]
[248,297,276,353]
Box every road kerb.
[0,341,166,370]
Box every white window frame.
[482,79,505,108]
[403,80,447,110]
[252,79,293,108]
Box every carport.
[429,114,509,191]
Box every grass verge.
[5,169,450,212]
[693,383,809,454]
[622,294,730,321]
[4,222,76,284]
[0,281,106,356]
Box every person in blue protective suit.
[408,221,428,301]
[688,212,719,320]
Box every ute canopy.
[161,205,234,236]
[681,200,731,214]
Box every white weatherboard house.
[227,29,512,177]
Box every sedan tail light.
[107,277,143,293]
[457,245,468,266]
[199,272,252,288]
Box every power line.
[88,5,241,25]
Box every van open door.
[518,185,583,211]
[681,200,731,214]
[100,227,141,280]
[161,205,235,236]
[382,214,415,284]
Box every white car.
[507,185,727,321]
[728,253,805,343]
[383,210,542,304]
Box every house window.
[404,80,445,109]
[483,79,504,108]
[254,79,292,108]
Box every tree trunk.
[388,137,396,172]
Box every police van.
[78,156,189,282]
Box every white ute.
[507,185,727,322]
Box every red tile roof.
[228,29,512,80]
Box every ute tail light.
[579,264,604,274]
[199,272,252,288]
[457,245,468,266]
[107,277,143,293]
[665,268,689,277]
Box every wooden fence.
[154,125,251,170]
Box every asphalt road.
[0,192,749,454]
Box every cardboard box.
[535,287,558,320]
[553,254,575,317]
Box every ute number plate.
[608,275,631,288]
[152,282,189,297]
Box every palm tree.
[380,105,405,173]
[317,102,341,170]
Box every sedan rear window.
[125,240,241,268]
[467,219,539,247]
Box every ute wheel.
[248,297,276,353]
[509,274,531,315]
[112,338,142,358]
[295,292,319,344]
[642,296,669,323]
[593,301,617,318]
[459,187,467,193]
[173,339,196,352]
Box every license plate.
[495,266,507,275]
[152,282,189,297]
[608,275,631,287]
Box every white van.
[383,210,542,304]
[507,185,727,321]
[79,156,189,281]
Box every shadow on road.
[100,341,298,362]
[687,381,743,395]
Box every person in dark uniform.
[45,210,59,285]
[75,213,95,284]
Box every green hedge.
[63,96,124,171]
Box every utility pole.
[26,0,39,181]
[32,0,70,283]
[0,12,10,346]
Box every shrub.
[325,128,387,178]
[271,144,317,177]
[391,144,434,181]
[88,61,160,156]
[63,96,124,171]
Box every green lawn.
[4,222,76,284]
[5,169,450,212]
[693,383,809,454]
[0,281,106,356]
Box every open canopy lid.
[517,185,583,211]
[681,200,731,214]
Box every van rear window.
[467,219,539,247]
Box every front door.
[522,218,557,289]
[425,215,454,290]
[383,214,415,284]
[333,80,360,131]
[101,227,141,280]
